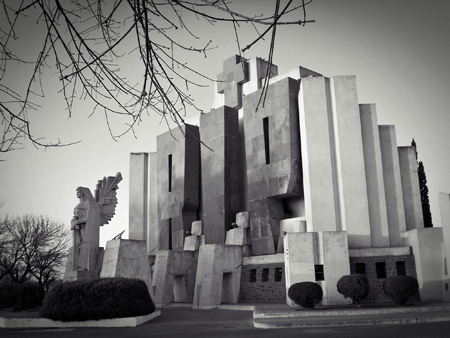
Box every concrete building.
[129,55,450,308]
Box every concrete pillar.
[148,152,158,255]
[379,126,407,246]
[321,232,352,305]
[298,76,340,233]
[439,192,450,300]
[406,228,443,300]
[330,76,371,248]
[359,104,390,247]
[193,244,242,309]
[398,146,424,230]
[284,232,316,307]
[129,153,148,241]
[200,106,242,245]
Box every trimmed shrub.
[288,282,323,309]
[39,277,155,321]
[0,282,19,309]
[383,276,419,305]
[0,281,44,311]
[337,274,370,306]
[13,282,45,311]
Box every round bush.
[13,282,45,311]
[337,274,370,305]
[383,276,419,305]
[39,277,155,321]
[0,282,19,309]
[288,282,323,309]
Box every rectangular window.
[262,268,269,282]
[275,267,283,282]
[355,263,366,275]
[168,154,173,192]
[263,117,270,164]
[249,269,257,283]
[315,265,324,281]
[446,283,449,291]
[168,218,172,250]
[376,262,386,279]
[396,261,407,276]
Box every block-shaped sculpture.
[157,125,200,251]
[100,239,153,299]
[200,106,242,244]
[243,77,303,255]
[216,55,249,109]
[152,250,199,307]
[379,126,407,246]
[439,192,450,301]
[193,244,242,309]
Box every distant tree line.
[0,214,70,289]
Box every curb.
[253,315,450,329]
[0,310,161,329]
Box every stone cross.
[216,55,249,109]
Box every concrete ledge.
[349,246,411,257]
[243,253,285,265]
[0,310,161,329]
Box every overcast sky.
[1,0,449,246]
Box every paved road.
[2,308,450,337]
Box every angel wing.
[95,172,123,226]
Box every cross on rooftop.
[216,55,249,109]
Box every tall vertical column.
[129,153,148,241]
[379,126,407,246]
[359,104,390,247]
[298,76,340,233]
[148,152,158,255]
[398,146,424,230]
[329,76,371,248]
[200,106,242,244]
[439,192,450,301]
[157,124,200,251]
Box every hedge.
[337,274,370,305]
[288,282,323,309]
[383,276,419,305]
[39,277,155,321]
[0,281,45,311]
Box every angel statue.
[69,172,122,271]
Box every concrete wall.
[152,250,198,307]
[379,126,407,247]
[359,104,390,247]
[200,106,242,244]
[243,77,303,255]
[157,124,200,251]
[398,146,424,230]
[298,76,340,233]
[406,228,443,300]
[129,153,148,242]
[193,244,242,309]
[439,192,450,301]
[148,152,158,255]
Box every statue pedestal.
[63,246,104,282]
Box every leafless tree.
[0,0,314,152]
[0,214,70,288]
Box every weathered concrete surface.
[148,152,158,255]
[379,125,407,247]
[359,104,390,247]
[398,146,424,230]
[152,250,198,307]
[439,192,450,301]
[216,55,249,109]
[200,106,242,244]
[100,239,153,299]
[129,153,148,242]
[193,244,242,309]
[243,77,303,255]
[406,228,443,300]
[157,124,200,251]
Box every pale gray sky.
[1,0,449,245]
